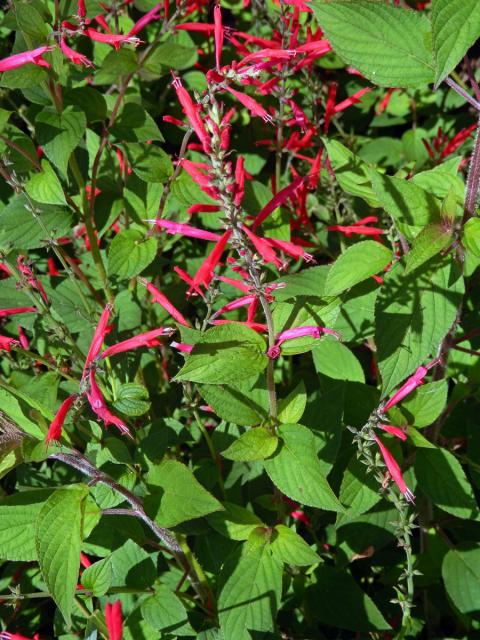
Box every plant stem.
[445,76,480,111]
[463,113,480,222]
[193,408,226,499]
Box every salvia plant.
[0,0,480,638]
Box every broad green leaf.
[141,585,195,636]
[64,87,107,122]
[311,0,434,88]
[338,456,380,521]
[415,448,479,520]
[405,223,453,274]
[442,545,480,614]
[431,0,480,87]
[198,377,269,426]
[323,139,378,206]
[25,160,66,206]
[272,265,330,300]
[80,558,112,596]
[325,240,392,296]
[124,142,173,183]
[0,194,72,250]
[111,102,164,143]
[0,108,11,133]
[144,37,198,74]
[171,170,218,207]
[222,427,278,462]
[113,383,151,417]
[175,323,268,385]
[305,566,391,631]
[277,381,307,424]
[264,423,343,512]
[35,106,86,176]
[0,387,46,438]
[369,169,440,238]
[398,380,448,428]
[14,1,50,40]
[407,426,437,449]
[376,261,464,395]
[94,48,137,84]
[110,539,156,589]
[313,338,365,382]
[0,489,51,560]
[50,279,91,333]
[108,229,157,279]
[35,484,89,624]
[271,524,320,566]
[218,544,283,640]
[145,459,223,527]
[208,503,264,541]
[463,217,480,257]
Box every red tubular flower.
[214,4,224,71]
[83,28,141,49]
[324,82,338,133]
[175,23,215,33]
[224,86,274,123]
[83,305,112,375]
[237,48,296,67]
[212,319,267,332]
[17,256,49,304]
[80,552,91,568]
[87,370,131,437]
[241,225,283,269]
[212,295,256,318]
[0,46,55,72]
[441,123,477,158]
[17,326,29,350]
[146,219,223,242]
[77,0,86,18]
[46,394,77,443]
[141,279,191,327]
[267,237,315,262]
[0,632,38,640]
[0,307,36,318]
[333,87,372,114]
[170,341,193,353]
[268,325,340,358]
[105,601,123,640]
[217,275,251,293]
[192,230,232,288]
[60,38,94,67]
[378,423,407,442]
[128,2,163,36]
[172,75,211,153]
[234,156,245,206]
[383,365,428,412]
[252,175,306,229]
[173,266,205,297]
[374,435,414,503]
[0,336,19,352]
[100,327,175,359]
[187,204,220,214]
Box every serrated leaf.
[175,323,268,385]
[124,142,173,183]
[277,381,307,424]
[271,525,320,566]
[113,383,151,417]
[442,545,480,614]
[222,427,278,462]
[35,484,89,624]
[415,448,479,520]
[264,423,343,512]
[14,1,50,40]
[0,489,52,561]
[311,0,434,88]
[81,558,112,596]
[108,229,157,279]
[431,0,480,87]
[218,544,283,640]
[463,217,480,257]
[141,585,195,636]
[111,102,164,143]
[25,160,66,206]
[398,380,448,427]
[323,139,378,206]
[208,502,264,541]
[198,378,269,426]
[405,223,452,274]
[36,106,86,176]
[110,539,156,589]
[325,240,392,296]
[145,459,223,527]
[337,456,380,522]
[313,338,365,382]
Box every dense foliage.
[1,0,480,638]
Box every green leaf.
[208,503,264,541]
[442,545,480,614]
[325,240,392,296]
[0,108,12,133]
[398,380,448,427]
[405,223,453,274]
[80,557,112,597]
[271,524,320,566]
[198,378,269,426]
[25,160,66,206]
[0,194,72,250]
[415,448,479,520]
[0,489,51,561]
[94,48,137,84]
[323,139,378,206]
[313,338,365,382]
[463,217,480,257]
[369,168,440,238]
[145,459,223,527]
[35,106,86,176]
[218,544,283,640]
[338,456,381,521]
[35,484,89,624]
[376,261,464,394]
[110,539,156,589]
[264,423,343,512]
[64,87,107,123]
[222,427,278,462]
[111,102,164,143]
[431,0,480,87]
[305,566,391,631]
[113,383,151,417]
[108,228,157,279]
[311,0,434,88]
[277,381,307,424]
[144,36,198,74]
[124,142,173,183]
[14,1,50,40]
[175,323,268,385]
[141,585,196,636]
